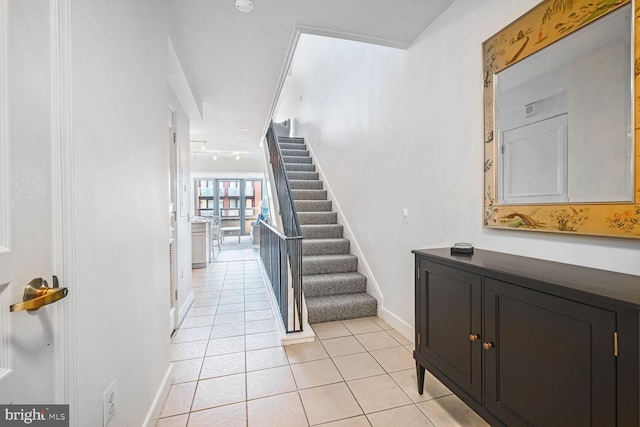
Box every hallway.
[156,255,488,426]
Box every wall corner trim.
[168,37,203,120]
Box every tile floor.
[156,258,489,427]
[212,235,260,262]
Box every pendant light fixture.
[234,0,254,13]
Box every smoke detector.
[234,0,254,13]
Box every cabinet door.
[417,260,482,401]
[191,232,206,265]
[484,278,616,427]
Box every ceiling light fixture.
[191,140,208,150]
[235,155,240,160]
[234,0,254,13]
[213,155,218,160]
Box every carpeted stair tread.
[283,156,312,164]
[287,171,319,180]
[306,294,377,324]
[301,224,343,239]
[278,137,305,144]
[295,200,332,212]
[281,149,309,157]
[279,143,307,150]
[289,180,323,190]
[303,272,367,297]
[285,163,316,172]
[302,238,350,255]
[302,254,358,275]
[292,189,327,200]
[298,212,337,225]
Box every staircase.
[277,136,377,324]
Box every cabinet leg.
[416,363,425,395]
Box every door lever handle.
[9,276,68,312]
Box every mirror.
[483,0,640,238]
[495,4,632,205]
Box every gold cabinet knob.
[469,334,479,342]
[483,342,494,350]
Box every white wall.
[191,156,264,174]
[71,0,170,425]
[275,0,640,333]
[170,89,194,326]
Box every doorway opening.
[193,178,263,240]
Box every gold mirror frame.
[483,0,640,239]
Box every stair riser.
[301,225,343,239]
[293,190,327,200]
[281,149,309,157]
[298,212,337,225]
[283,156,312,164]
[302,258,358,275]
[285,163,316,172]
[295,201,332,212]
[289,180,323,190]
[302,239,350,255]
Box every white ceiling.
[168,0,455,161]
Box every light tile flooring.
[156,259,489,427]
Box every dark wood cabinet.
[415,260,482,401]
[484,278,616,426]
[413,248,640,427]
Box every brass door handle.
[483,342,494,350]
[9,276,68,312]
[469,334,479,342]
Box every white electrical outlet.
[103,379,117,426]
[402,208,409,223]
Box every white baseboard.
[169,308,176,333]
[142,363,174,427]
[379,306,414,344]
[178,290,194,326]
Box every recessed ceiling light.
[213,155,218,160]
[235,155,240,160]
[234,0,254,13]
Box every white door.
[500,114,569,204]
[0,0,71,411]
